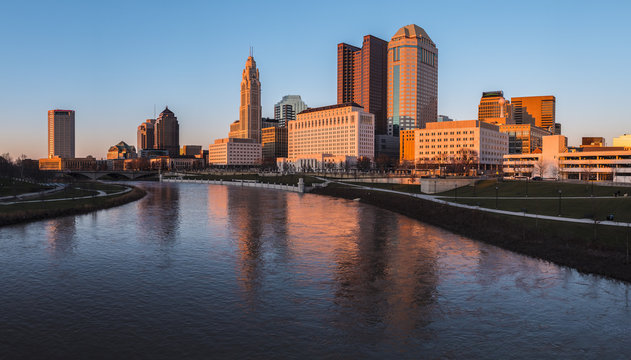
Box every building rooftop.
[160,106,174,115]
[298,102,363,115]
[391,24,434,45]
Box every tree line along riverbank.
[0,181,146,227]
[311,183,631,283]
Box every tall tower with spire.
[236,54,262,143]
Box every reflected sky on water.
[0,182,629,358]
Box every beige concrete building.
[229,55,261,143]
[402,120,508,170]
[39,156,96,171]
[209,138,262,166]
[613,134,631,148]
[387,24,438,135]
[504,135,631,183]
[48,109,75,159]
[282,103,374,170]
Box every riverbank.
[0,184,146,227]
[311,183,631,283]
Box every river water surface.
[1,182,630,358]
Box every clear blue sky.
[1,0,630,159]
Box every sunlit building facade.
[613,134,631,148]
[229,55,262,143]
[478,91,512,125]
[387,24,438,136]
[209,138,262,166]
[137,119,156,150]
[107,141,137,160]
[283,103,374,170]
[48,109,75,159]
[180,145,202,156]
[499,124,551,154]
[511,95,556,131]
[337,35,388,135]
[39,156,96,171]
[401,120,508,169]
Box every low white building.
[209,138,262,166]
[277,154,357,172]
[503,135,631,183]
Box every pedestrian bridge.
[64,170,156,180]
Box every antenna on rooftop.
[153,104,156,119]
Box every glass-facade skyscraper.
[274,95,307,127]
[387,24,438,136]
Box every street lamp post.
[454,184,457,202]
[558,189,563,216]
[495,186,499,209]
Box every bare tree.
[454,148,478,176]
[534,157,547,178]
[357,156,372,172]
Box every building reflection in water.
[226,187,265,305]
[283,195,440,341]
[46,217,77,256]
[135,183,181,269]
[136,183,181,244]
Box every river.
[0,182,629,358]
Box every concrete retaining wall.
[340,177,477,194]
[163,178,304,193]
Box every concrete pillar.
[298,178,305,193]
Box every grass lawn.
[0,178,50,197]
[437,179,631,198]
[450,197,631,221]
[346,181,424,194]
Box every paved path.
[319,178,631,228]
[0,186,132,205]
[434,195,627,200]
[0,184,67,201]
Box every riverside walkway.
[0,186,132,205]
[320,178,631,228]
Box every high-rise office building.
[48,109,75,158]
[511,95,556,131]
[337,35,388,135]
[137,119,156,150]
[274,95,307,127]
[229,55,262,143]
[154,107,180,156]
[387,24,438,136]
[478,91,512,125]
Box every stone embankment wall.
[163,178,306,193]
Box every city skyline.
[2,0,630,158]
